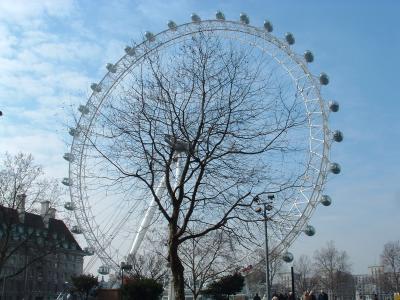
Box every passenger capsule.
[78,105,89,115]
[145,31,155,42]
[330,162,341,174]
[240,13,250,25]
[62,178,72,186]
[333,130,344,142]
[68,127,79,137]
[282,251,294,263]
[263,20,273,32]
[106,63,117,73]
[285,32,295,45]
[319,73,329,85]
[63,153,74,162]
[168,20,177,30]
[64,202,74,211]
[304,225,316,236]
[98,266,110,275]
[320,195,332,206]
[90,83,102,93]
[304,50,314,63]
[191,13,201,23]
[124,46,135,56]
[216,11,225,20]
[329,101,339,112]
[71,225,82,234]
[84,247,95,256]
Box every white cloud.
[0,0,96,179]
[0,0,76,26]
[0,25,17,56]
[32,41,102,63]
[0,125,67,176]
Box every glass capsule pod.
[319,73,329,85]
[239,13,249,24]
[78,105,89,115]
[68,127,79,137]
[285,32,295,45]
[62,178,72,186]
[90,83,102,93]
[329,101,339,112]
[320,195,332,206]
[106,63,117,73]
[263,20,273,32]
[304,50,314,63]
[333,130,344,142]
[63,153,74,162]
[282,251,294,263]
[329,162,341,174]
[71,225,82,234]
[64,202,74,211]
[84,247,95,256]
[167,20,177,30]
[304,225,316,236]
[145,31,155,42]
[191,13,201,23]
[216,11,225,20]
[124,46,135,56]
[98,266,110,275]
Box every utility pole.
[254,194,274,300]
[264,203,271,300]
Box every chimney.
[41,201,50,228]
[49,207,56,219]
[17,194,26,223]
[40,201,50,217]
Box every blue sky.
[0,0,399,274]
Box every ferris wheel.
[62,11,342,275]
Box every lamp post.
[120,261,132,300]
[255,194,274,300]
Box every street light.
[255,193,274,300]
[120,261,132,299]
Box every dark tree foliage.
[70,274,99,300]
[122,276,163,300]
[202,272,244,299]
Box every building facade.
[0,201,85,300]
[355,266,397,300]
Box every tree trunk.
[169,226,185,300]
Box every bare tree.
[0,152,62,279]
[0,153,60,211]
[179,230,238,300]
[244,267,265,296]
[313,241,352,299]
[293,254,317,294]
[254,248,284,288]
[240,248,284,296]
[128,252,168,281]
[86,32,308,299]
[269,253,285,288]
[380,240,400,293]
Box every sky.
[0,0,399,275]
